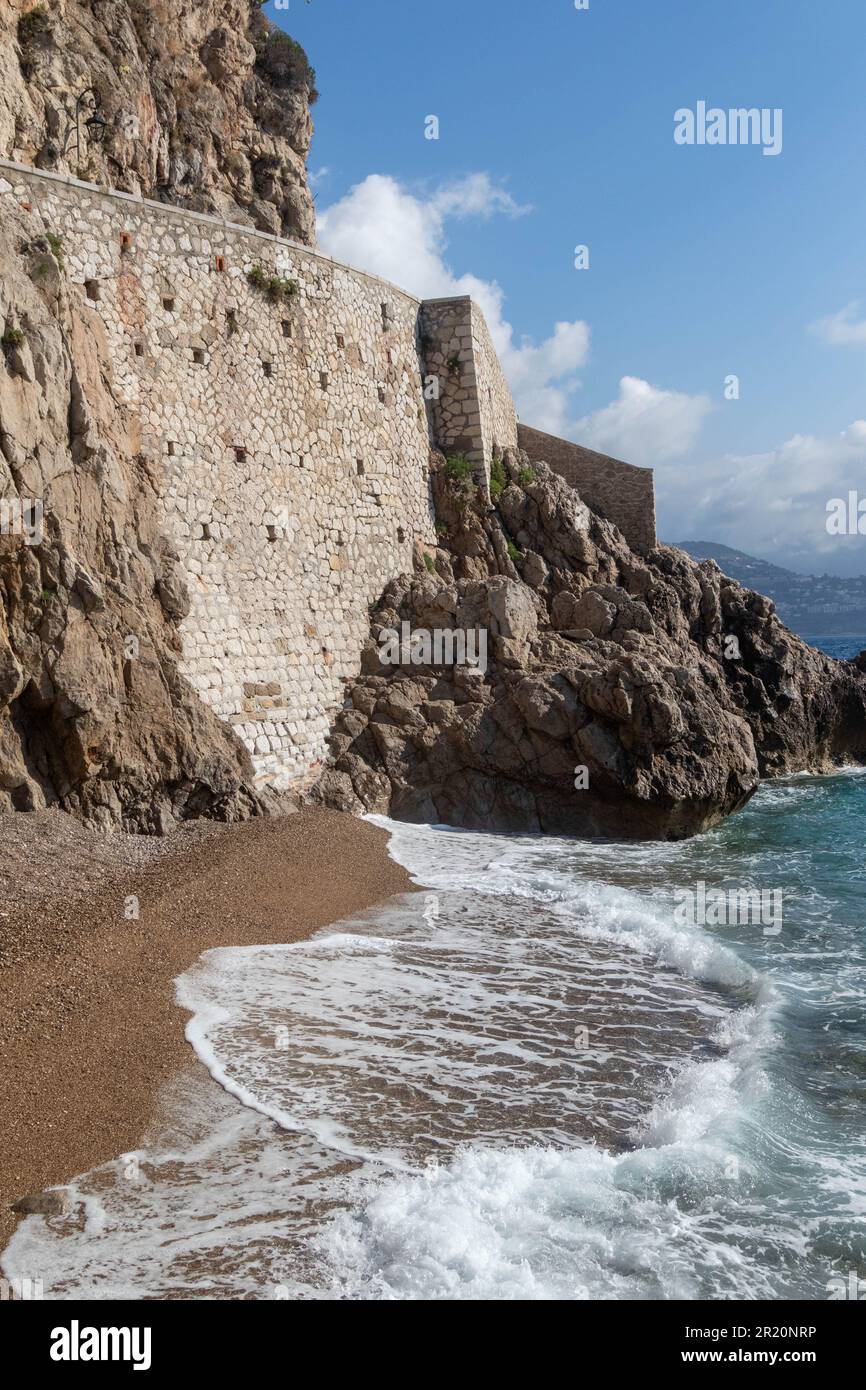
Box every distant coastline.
[678,541,866,641]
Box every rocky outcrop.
[1,0,316,243]
[313,450,866,839]
[0,191,272,830]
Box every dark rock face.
[1,1,316,244]
[0,196,271,832]
[313,450,866,840]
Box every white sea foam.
[4,781,862,1301]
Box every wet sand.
[0,807,413,1252]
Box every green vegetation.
[45,231,64,268]
[435,520,448,537]
[253,24,319,103]
[443,454,479,516]
[507,540,523,564]
[518,466,536,487]
[2,326,24,349]
[247,265,298,303]
[489,455,506,502]
[423,553,436,575]
[443,453,474,482]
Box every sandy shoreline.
[0,807,414,1253]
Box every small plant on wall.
[247,264,298,304]
[45,231,64,268]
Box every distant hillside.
[676,542,866,638]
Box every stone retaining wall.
[1,161,438,787]
[517,424,657,552]
[0,159,655,787]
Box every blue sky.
[266,0,866,575]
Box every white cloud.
[809,302,866,346]
[316,171,865,574]
[656,420,866,571]
[571,376,713,467]
[317,174,588,434]
[430,173,531,222]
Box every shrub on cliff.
[253,24,319,103]
[489,456,506,501]
[443,454,474,482]
[443,454,478,516]
[17,2,53,77]
[17,4,52,49]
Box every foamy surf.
[3,773,865,1300]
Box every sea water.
[4,760,865,1301]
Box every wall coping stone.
[0,157,423,309]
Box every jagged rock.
[0,1,316,244]
[312,448,866,840]
[11,1187,71,1216]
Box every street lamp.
[62,87,107,165]
[84,106,108,144]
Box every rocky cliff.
[2,7,864,844]
[0,193,271,830]
[314,450,866,839]
[0,0,316,242]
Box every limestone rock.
[0,1,316,244]
[0,195,268,831]
[313,449,866,840]
[11,1187,72,1216]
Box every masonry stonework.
[0,160,655,789]
[517,424,657,552]
[420,297,519,483]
